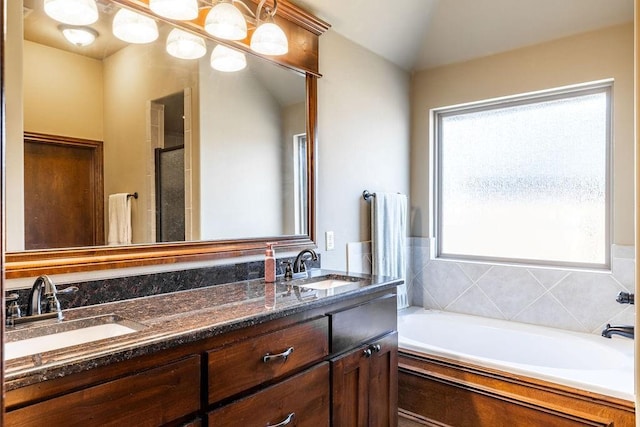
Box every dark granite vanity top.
[4,270,400,391]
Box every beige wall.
[5,0,24,251]
[7,38,104,252]
[411,23,635,245]
[634,0,639,420]
[103,41,198,244]
[282,102,306,235]
[198,61,283,240]
[317,31,411,270]
[23,41,104,140]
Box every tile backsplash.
[407,237,635,335]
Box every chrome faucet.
[293,249,318,275]
[601,324,634,339]
[26,275,78,322]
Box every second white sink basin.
[299,279,356,290]
[5,316,145,360]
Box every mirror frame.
[6,0,329,278]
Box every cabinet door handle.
[267,412,295,427]
[363,348,373,358]
[263,346,294,363]
[370,344,381,353]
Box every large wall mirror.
[6,0,328,277]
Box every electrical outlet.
[325,231,335,251]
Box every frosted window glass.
[438,88,609,266]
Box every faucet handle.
[6,294,22,326]
[281,261,293,280]
[616,291,634,305]
[57,286,79,296]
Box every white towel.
[371,192,408,309]
[108,193,132,245]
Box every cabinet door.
[368,332,398,427]
[330,332,398,427]
[331,343,371,426]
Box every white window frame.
[431,80,613,269]
[293,133,308,235]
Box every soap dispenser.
[264,243,276,283]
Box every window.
[434,81,612,268]
[293,133,308,235]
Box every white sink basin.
[5,316,144,360]
[299,279,356,290]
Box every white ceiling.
[293,0,634,71]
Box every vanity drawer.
[330,293,397,355]
[207,316,329,403]
[5,355,201,426]
[208,362,330,427]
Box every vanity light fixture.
[210,44,247,72]
[250,0,288,55]
[60,25,99,47]
[149,0,199,21]
[205,0,288,56]
[112,8,159,44]
[44,0,98,26]
[166,28,207,59]
[205,0,248,41]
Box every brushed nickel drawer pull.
[262,346,294,363]
[267,412,295,426]
[370,344,382,353]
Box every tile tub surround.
[4,271,399,391]
[407,238,635,334]
[5,256,321,313]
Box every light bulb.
[250,22,288,56]
[112,9,159,44]
[205,2,247,41]
[44,0,98,26]
[166,29,207,60]
[149,0,199,21]
[210,45,247,72]
[61,26,99,47]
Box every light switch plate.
[325,231,335,251]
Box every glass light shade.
[166,29,207,60]
[44,0,98,25]
[250,22,288,56]
[61,26,98,47]
[210,45,246,72]
[112,9,159,44]
[204,2,247,41]
[149,0,199,21]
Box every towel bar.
[362,190,375,201]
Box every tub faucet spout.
[601,324,634,339]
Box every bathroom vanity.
[4,273,400,426]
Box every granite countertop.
[4,270,401,391]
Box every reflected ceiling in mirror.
[16,0,309,252]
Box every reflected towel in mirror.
[108,193,132,245]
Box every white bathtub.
[398,307,635,401]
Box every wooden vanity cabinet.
[208,362,330,426]
[207,316,329,404]
[4,289,399,427]
[5,355,201,427]
[329,294,399,427]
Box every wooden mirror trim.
[5,0,327,278]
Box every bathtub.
[398,307,635,401]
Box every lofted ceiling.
[293,0,634,71]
